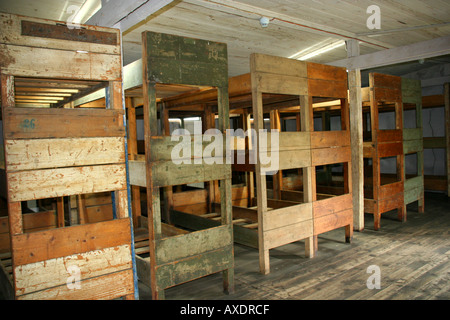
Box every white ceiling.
[1,0,449,77]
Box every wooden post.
[56,197,65,228]
[300,95,316,257]
[270,110,282,200]
[346,39,365,231]
[126,97,141,228]
[445,83,450,197]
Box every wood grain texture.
[8,164,127,202]
[5,137,125,171]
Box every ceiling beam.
[329,35,450,70]
[86,0,181,34]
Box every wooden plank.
[251,53,307,77]
[14,245,132,296]
[445,83,450,196]
[307,62,347,81]
[402,78,422,104]
[8,164,127,202]
[378,130,402,142]
[11,218,131,266]
[264,203,312,231]
[373,87,401,102]
[403,140,423,154]
[3,108,125,139]
[379,181,404,199]
[313,194,353,219]
[0,44,121,81]
[423,137,445,149]
[378,142,403,158]
[256,72,308,95]
[152,161,231,187]
[372,73,402,89]
[1,211,56,236]
[403,128,423,141]
[331,35,450,70]
[21,20,118,46]
[144,31,228,87]
[0,12,120,55]
[264,220,313,250]
[172,189,208,207]
[310,131,350,149]
[155,245,233,290]
[150,135,225,161]
[261,131,310,152]
[311,146,351,167]
[313,208,353,236]
[308,79,348,98]
[18,269,134,300]
[404,185,424,205]
[378,194,404,213]
[275,149,311,171]
[156,225,232,265]
[5,137,125,171]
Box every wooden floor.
[139,192,450,300]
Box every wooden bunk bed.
[421,88,449,194]
[250,53,353,274]
[164,53,353,275]
[402,78,425,212]
[127,31,234,300]
[0,13,136,300]
[362,73,405,231]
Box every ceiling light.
[289,40,345,61]
[260,17,270,28]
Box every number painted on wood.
[20,119,36,129]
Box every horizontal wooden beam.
[87,0,181,34]
[330,36,450,70]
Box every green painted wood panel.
[156,225,232,265]
[144,31,228,87]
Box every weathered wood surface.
[0,13,121,81]
[5,137,125,171]
[3,108,125,139]
[155,193,450,301]
[363,73,405,230]
[402,77,424,208]
[138,31,234,299]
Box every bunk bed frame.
[164,53,353,275]
[362,73,405,231]
[250,53,353,274]
[128,31,234,300]
[402,78,425,212]
[0,13,136,300]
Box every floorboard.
[138,192,449,300]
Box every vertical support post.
[126,97,141,228]
[270,110,282,200]
[445,83,450,197]
[243,110,255,205]
[346,39,365,231]
[56,197,65,228]
[1,74,23,237]
[161,102,173,224]
[250,57,270,274]
[300,94,317,255]
[218,85,234,294]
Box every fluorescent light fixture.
[183,117,201,121]
[76,50,89,54]
[289,40,345,61]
